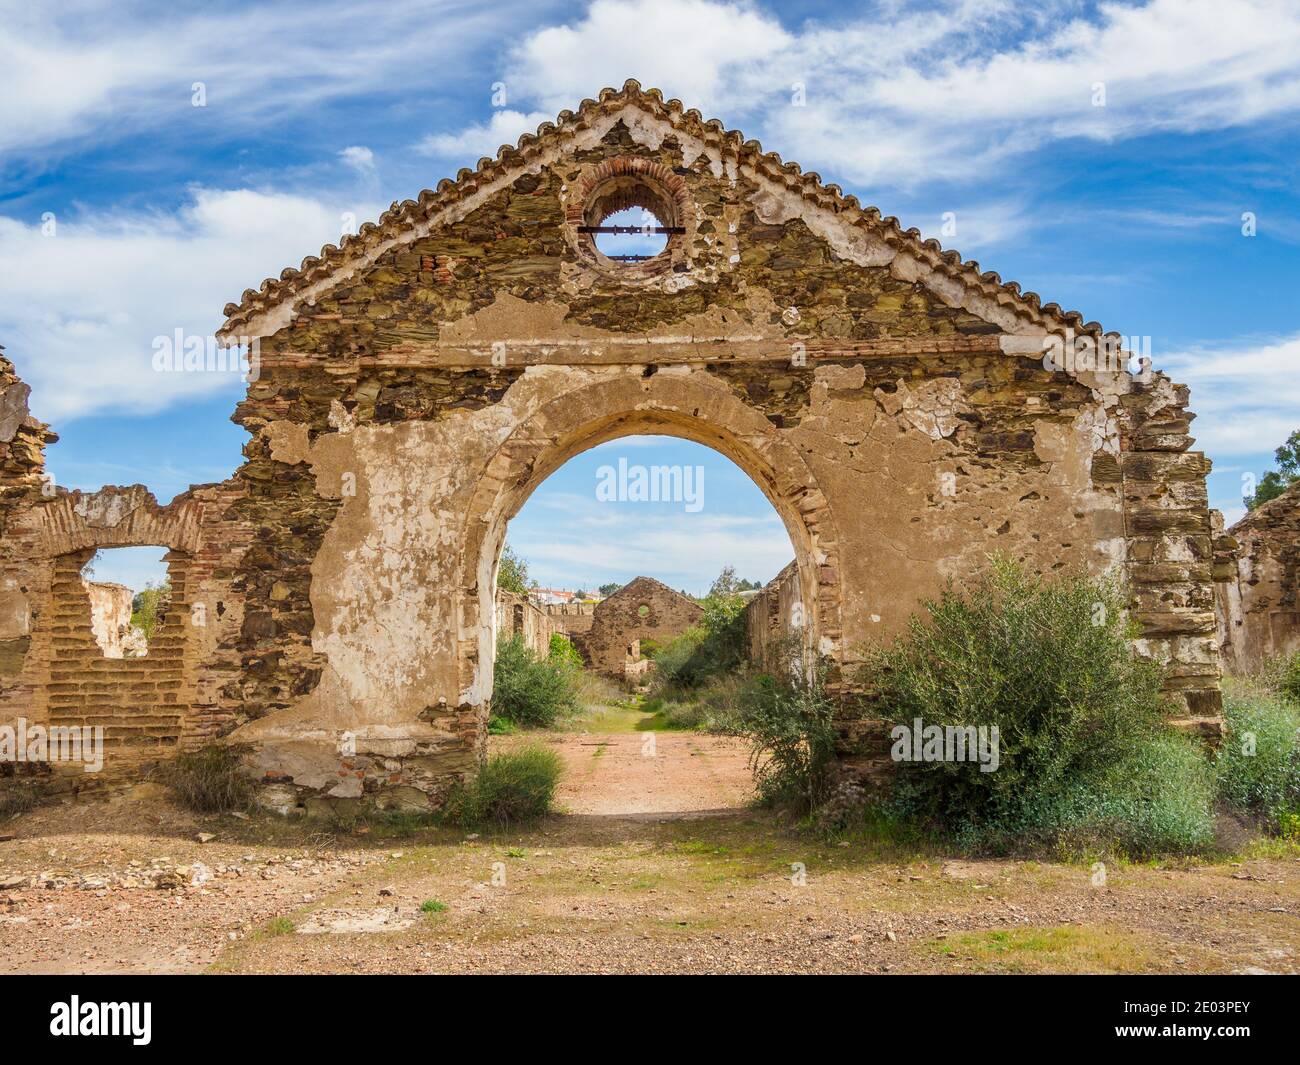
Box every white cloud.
[511,504,793,593]
[481,0,1300,188]
[0,188,383,421]
[507,0,792,115]
[339,146,376,175]
[1160,333,1300,457]
[0,0,522,156]
[416,110,555,160]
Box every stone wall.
[0,84,1224,808]
[1216,482,1300,674]
[495,590,562,656]
[743,561,802,676]
[576,577,703,677]
[84,581,135,659]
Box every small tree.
[598,581,622,597]
[708,566,741,598]
[498,544,531,596]
[131,579,172,640]
[1245,429,1299,509]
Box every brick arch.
[456,368,844,734]
[30,485,204,556]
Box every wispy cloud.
[0,187,383,421]
[1161,333,1300,458]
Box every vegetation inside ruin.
[131,578,172,640]
[155,743,256,814]
[443,745,563,827]
[491,633,582,728]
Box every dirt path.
[494,706,753,816]
[1,709,1297,974]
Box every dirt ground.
[2,707,1298,974]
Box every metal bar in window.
[576,225,685,235]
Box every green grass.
[264,917,296,936]
[420,899,448,914]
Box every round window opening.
[582,176,678,265]
[637,604,650,618]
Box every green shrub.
[420,899,448,914]
[155,743,255,813]
[1215,680,1300,826]
[862,559,1202,851]
[492,634,580,727]
[649,596,748,691]
[1004,731,1216,857]
[548,632,583,669]
[739,672,839,814]
[444,745,562,827]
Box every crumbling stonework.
[0,83,1225,807]
[1216,482,1300,674]
[576,577,703,677]
[495,589,562,656]
[743,561,802,676]
[84,581,137,659]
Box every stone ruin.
[0,81,1241,810]
[575,576,703,680]
[1216,481,1300,674]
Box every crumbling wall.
[495,590,562,656]
[1216,482,1300,674]
[743,561,802,676]
[576,577,703,677]
[84,581,136,658]
[542,601,595,636]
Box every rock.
[378,885,396,897]
[196,832,216,843]
[0,875,28,890]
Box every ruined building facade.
[576,577,703,678]
[1,83,1226,806]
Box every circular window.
[566,158,692,278]
[591,206,668,260]
[582,175,677,265]
[637,604,650,618]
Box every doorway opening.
[485,433,803,817]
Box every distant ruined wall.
[1216,483,1300,674]
[743,561,802,676]
[577,577,703,677]
[495,590,562,656]
[84,581,135,659]
[541,601,595,636]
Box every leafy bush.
[547,632,583,670]
[444,745,562,827]
[649,596,749,691]
[492,634,580,727]
[1215,680,1300,826]
[497,544,532,595]
[155,743,255,813]
[130,578,172,640]
[862,560,1170,829]
[1004,731,1216,857]
[740,672,839,814]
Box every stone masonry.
[576,577,703,677]
[1215,481,1300,674]
[0,83,1226,808]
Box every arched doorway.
[456,367,844,759]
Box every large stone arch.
[455,367,844,721]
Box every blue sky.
[2,0,1297,592]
